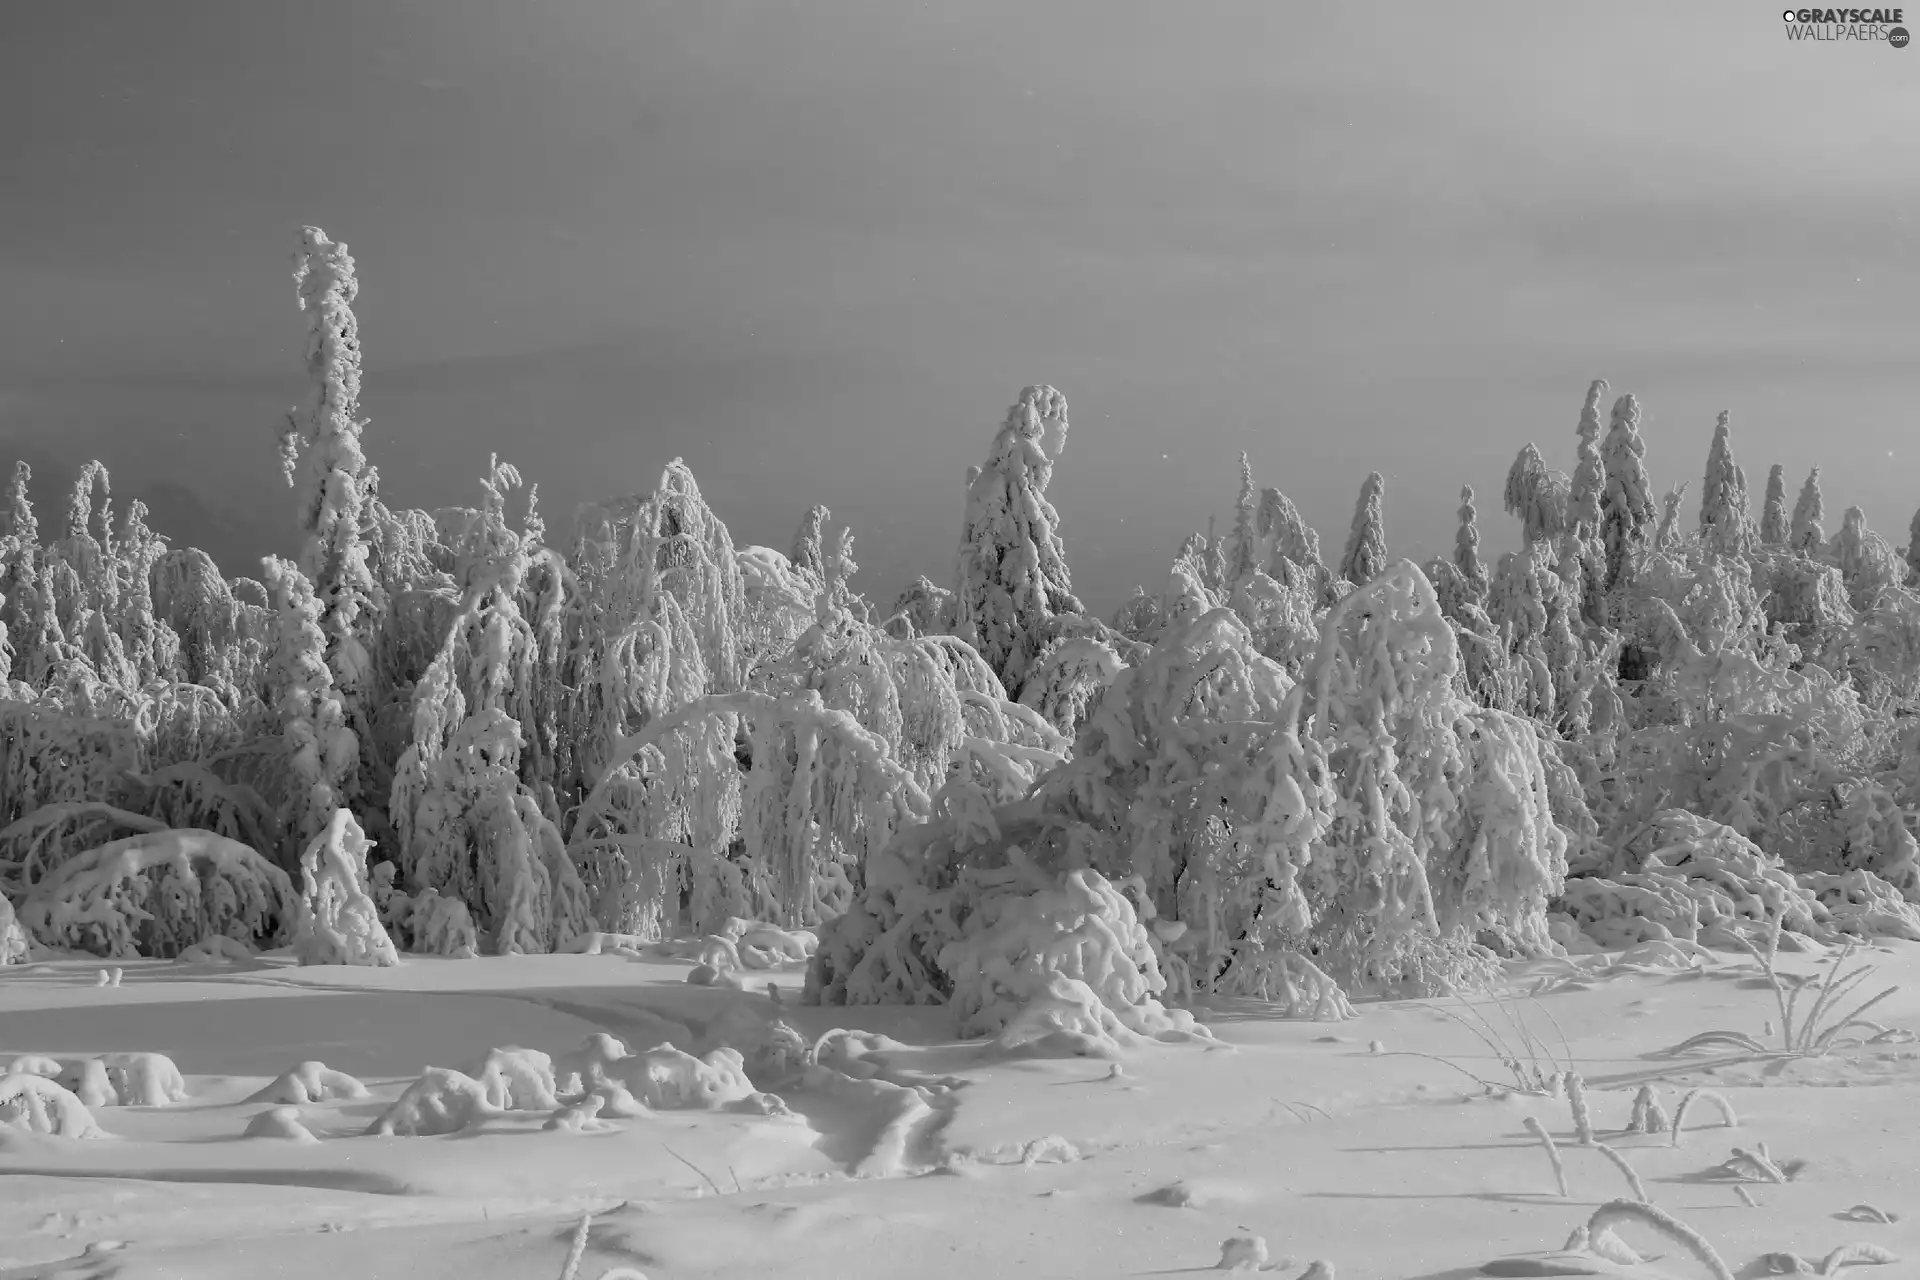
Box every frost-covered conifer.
[1759,464,1790,545]
[1256,486,1326,586]
[952,386,1084,697]
[1504,443,1569,548]
[1697,411,1753,555]
[1,461,35,545]
[280,227,374,807]
[1227,453,1260,585]
[264,557,354,849]
[1831,505,1902,613]
[1339,472,1388,586]
[1653,480,1690,551]
[1790,466,1825,554]
[1599,393,1655,592]
[1569,379,1608,534]
[1453,485,1486,600]
[790,504,829,582]
[1906,506,1920,586]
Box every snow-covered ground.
[6,938,1918,1280]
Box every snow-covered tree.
[1569,379,1608,535]
[1790,466,1826,554]
[1504,443,1568,548]
[1905,506,1920,587]
[1227,453,1260,585]
[1339,472,1388,586]
[1256,485,1326,585]
[1759,463,1790,545]
[790,504,829,583]
[264,557,354,850]
[1830,506,1903,613]
[1599,392,1655,592]
[952,386,1083,698]
[278,226,374,810]
[1698,411,1753,556]
[1452,485,1486,600]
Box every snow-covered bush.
[0,1072,105,1138]
[16,829,296,959]
[0,891,29,964]
[290,808,399,966]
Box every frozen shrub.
[0,1073,105,1138]
[468,1046,561,1111]
[16,829,296,959]
[291,808,398,966]
[368,1067,498,1136]
[104,1052,190,1107]
[249,1060,369,1105]
[940,864,1214,1050]
[607,1045,755,1110]
[0,892,28,964]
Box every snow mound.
[367,1067,500,1136]
[244,1105,320,1143]
[608,1045,755,1110]
[103,1053,190,1107]
[468,1046,560,1111]
[939,864,1214,1052]
[51,1053,188,1108]
[0,1072,106,1138]
[249,1060,369,1105]
[552,1033,631,1097]
[544,1094,614,1132]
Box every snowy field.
[5,936,1920,1280]
[2,220,1918,1280]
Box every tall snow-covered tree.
[1256,485,1326,585]
[791,504,829,582]
[1790,466,1825,554]
[264,556,354,849]
[1452,485,1486,600]
[1599,392,1655,592]
[1339,472,1388,586]
[1227,453,1259,585]
[1698,410,1753,555]
[952,385,1083,698]
[1503,443,1566,548]
[0,461,35,544]
[1569,379,1608,536]
[279,226,374,809]
[1830,505,1903,613]
[1907,505,1920,586]
[1759,463,1790,545]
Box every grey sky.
[2,1,1915,610]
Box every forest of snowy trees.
[2,228,1918,1029]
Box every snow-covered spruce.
[291,808,399,966]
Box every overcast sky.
[2,1,1915,610]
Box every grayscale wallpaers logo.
[1782,7,1910,43]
